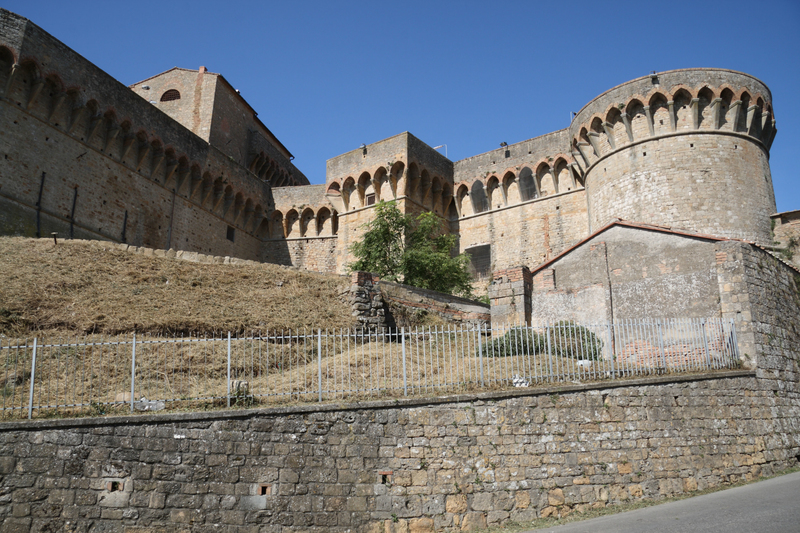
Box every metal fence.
[0,318,739,419]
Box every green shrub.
[479,322,603,360]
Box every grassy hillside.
[0,237,355,337]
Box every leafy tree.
[349,201,475,298]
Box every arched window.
[160,89,181,102]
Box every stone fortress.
[1,7,797,316]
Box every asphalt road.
[531,471,800,533]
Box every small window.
[160,89,181,102]
[226,226,235,242]
[366,193,376,206]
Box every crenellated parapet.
[567,68,777,245]
[453,131,585,219]
[0,18,284,248]
[569,69,775,171]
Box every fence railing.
[0,318,740,419]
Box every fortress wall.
[1,370,798,532]
[326,134,409,188]
[0,9,287,260]
[456,190,589,275]
[586,134,774,242]
[0,100,265,258]
[263,237,339,272]
[454,130,570,182]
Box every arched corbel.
[711,98,722,129]
[2,63,19,97]
[48,91,67,122]
[25,79,44,110]
[691,98,700,129]
[620,112,633,143]
[67,105,87,135]
[667,100,676,132]
[643,105,655,136]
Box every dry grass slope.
[0,237,356,337]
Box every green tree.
[349,201,475,298]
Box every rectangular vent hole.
[259,484,271,496]
[108,481,123,492]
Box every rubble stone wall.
[1,370,798,533]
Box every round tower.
[569,68,776,244]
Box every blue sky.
[5,0,799,212]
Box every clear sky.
[5,0,799,212]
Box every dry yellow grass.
[0,237,356,337]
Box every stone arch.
[697,86,715,129]
[389,161,404,199]
[554,158,571,193]
[418,169,431,206]
[537,163,554,196]
[222,185,235,219]
[243,198,254,229]
[317,207,334,236]
[7,59,39,106]
[428,176,443,213]
[206,177,224,209]
[196,172,213,203]
[519,166,538,201]
[471,180,488,214]
[326,181,344,212]
[590,116,611,155]
[357,171,372,206]
[440,182,453,217]
[285,209,300,238]
[649,92,670,136]
[270,210,284,238]
[605,106,626,148]
[672,88,693,130]
[300,207,315,237]
[626,99,648,140]
[374,166,390,202]
[255,216,270,239]
[486,175,501,209]
[734,91,752,132]
[405,163,420,199]
[503,170,520,205]
[233,192,245,223]
[342,177,356,211]
[456,184,471,217]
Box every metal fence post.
[545,323,553,381]
[730,318,740,365]
[700,319,711,368]
[227,332,231,408]
[27,338,38,420]
[401,327,408,396]
[130,334,137,412]
[477,325,485,387]
[318,329,323,402]
[656,321,666,372]
[606,323,615,378]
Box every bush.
[479,322,603,360]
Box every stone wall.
[771,210,800,269]
[349,272,490,330]
[378,280,490,327]
[1,370,798,533]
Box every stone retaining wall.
[0,371,798,533]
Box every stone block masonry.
[0,370,798,532]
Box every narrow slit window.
[226,226,235,242]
